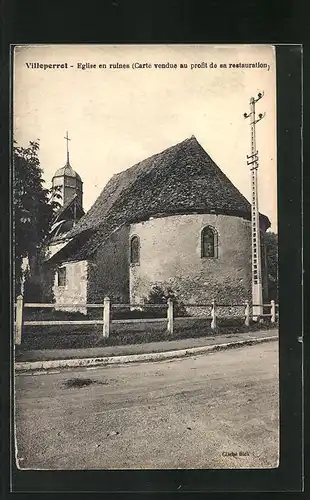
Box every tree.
[265,231,278,301]
[13,140,60,299]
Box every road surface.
[15,341,279,469]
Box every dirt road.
[15,341,279,469]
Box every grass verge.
[17,318,277,351]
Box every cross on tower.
[64,131,71,164]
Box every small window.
[201,226,218,258]
[130,236,140,264]
[57,267,67,286]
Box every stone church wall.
[87,225,130,304]
[53,260,88,313]
[129,213,255,308]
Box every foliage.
[22,267,41,303]
[22,260,57,303]
[13,139,61,299]
[145,284,187,317]
[265,231,278,301]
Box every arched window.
[201,226,218,258]
[130,235,140,264]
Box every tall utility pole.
[244,92,265,320]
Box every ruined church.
[46,135,270,310]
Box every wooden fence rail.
[14,296,278,345]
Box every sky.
[13,44,277,231]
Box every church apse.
[129,213,252,306]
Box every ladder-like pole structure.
[244,92,266,321]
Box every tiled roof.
[50,136,270,262]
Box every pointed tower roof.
[53,164,82,181]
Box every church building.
[47,135,270,311]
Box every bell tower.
[52,131,83,209]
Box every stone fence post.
[167,298,174,334]
[211,300,217,329]
[103,296,110,338]
[15,295,23,345]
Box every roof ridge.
[67,137,196,238]
[116,136,197,176]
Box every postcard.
[13,44,279,473]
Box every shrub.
[145,285,187,317]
